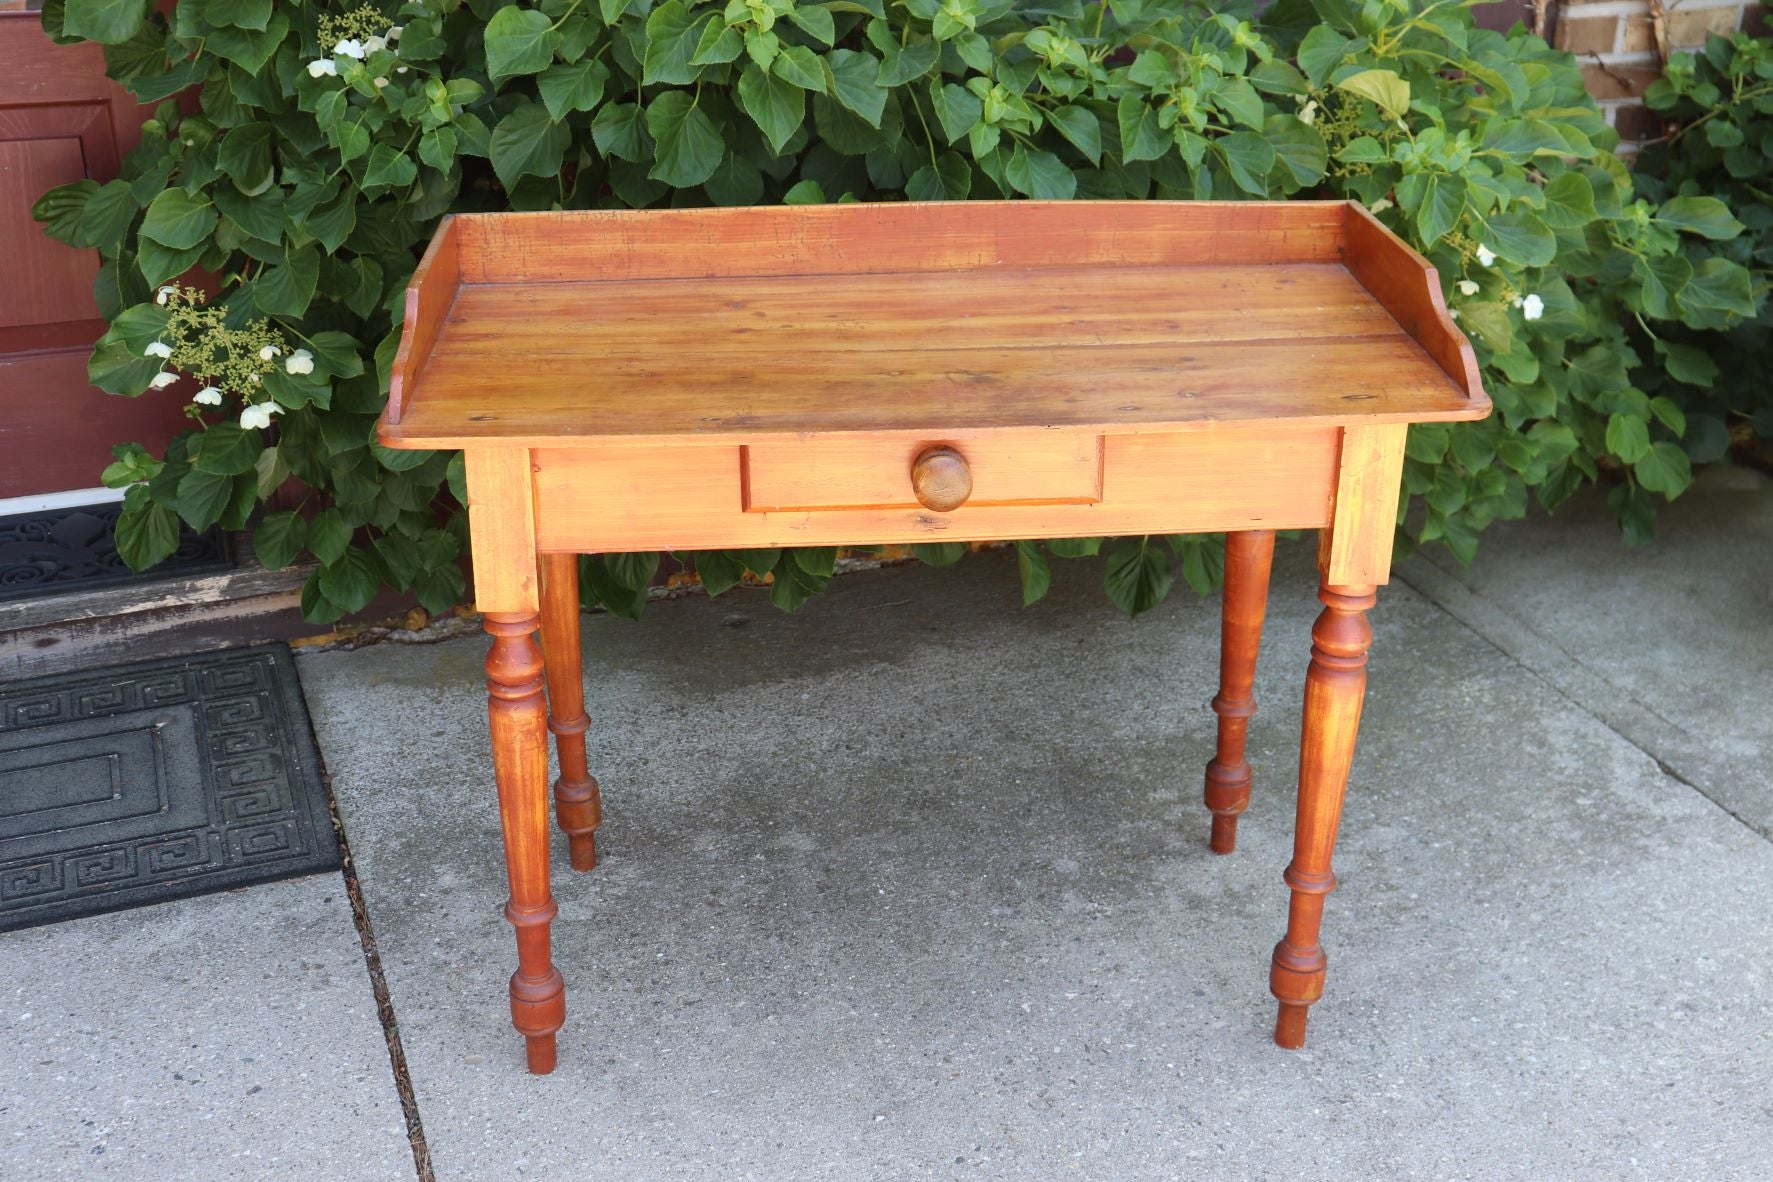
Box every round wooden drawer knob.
[911,446,972,512]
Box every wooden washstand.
[377,200,1489,1073]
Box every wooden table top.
[380,202,1489,451]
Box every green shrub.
[33,0,1759,619]
[1632,31,1773,490]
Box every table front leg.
[539,553,603,871]
[485,612,567,1074]
[1270,582,1375,1049]
[1204,529,1275,854]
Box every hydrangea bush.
[1630,31,1773,491]
[32,0,1761,619]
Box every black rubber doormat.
[0,502,232,603]
[0,644,339,932]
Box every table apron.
[528,425,1340,554]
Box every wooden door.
[0,5,186,501]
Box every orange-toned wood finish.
[483,613,565,1074]
[532,428,1340,554]
[378,201,1490,1072]
[1271,583,1376,1048]
[539,553,601,871]
[1204,530,1277,855]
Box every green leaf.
[644,1,708,85]
[737,63,805,153]
[645,91,724,187]
[206,0,271,29]
[691,17,743,65]
[33,181,96,247]
[789,4,836,46]
[825,50,886,127]
[1415,173,1467,246]
[1480,120,1567,159]
[319,547,380,614]
[1337,69,1410,118]
[912,543,966,567]
[1004,144,1075,199]
[114,494,181,571]
[306,507,351,566]
[694,550,746,597]
[1605,413,1651,464]
[63,0,148,44]
[1632,253,1691,321]
[304,189,356,253]
[1653,195,1746,240]
[217,123,276,196]
[1250,59,1309,97]
[772,44,826,92]
[1539,171,1598,229]
[593,102,651,162]
[539,59,611,121]
[905,153,970,201]
[784,179,826,203]
[1047,105,1101,165]
[363,144,419,190]
[485,6,559,82]
[1015,541,1051,606]
[193,422,264,475]
[80,179,138,250]
[140,188,217,250]
[1475,210,1556,267]
[1045,537,1100,558]
[1657,341,1718,387]
[1634,442,1691,498]
[1213,77,1264,130]
[490,101,570,190]
[206,10,287,72]
[255,510,309,570]
[1298,25,1351,89]
[175,467,237,532]
[704,151,763,205]
[1104,541,1173,618]
[1680,258,1755,318]
[931,81,982,145]
[1263,115,1327,188]
[1117,96,1167,163]
[874,34,938,86]
[1216,131,1275,196]
[413,563,467,616]
[791,546,838,578]
[1336,137,1387,164]
[255,247,320,317]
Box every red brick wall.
[1552,0,1770,149]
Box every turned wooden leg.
[539,553,602,871]
[485,613,567,1074]
[1270,582,1375,1050]
[1204,530,1276,854]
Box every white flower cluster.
[307,26,402,79]
[239,402,285,431]
[140,340,319,426]
[1457,245,1544,320]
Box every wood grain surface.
[380,201,1489,446]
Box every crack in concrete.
[323,772,435,1182]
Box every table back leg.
[1204,529,1276,854]
[485,612,567,1073]
[1269,582,1374,1049]
[539,553,603,871]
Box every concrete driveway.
[6,467,1770,1180]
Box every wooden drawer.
[740,434,1102,513]
[531,425,1341,554]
